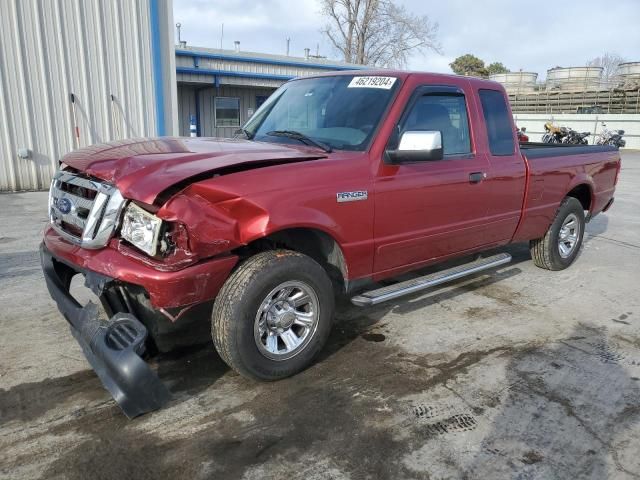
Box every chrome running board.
[351,253,512,307]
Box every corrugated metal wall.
[178,85,277,138]
[176,72,284,89]
[175,53,356,82]
[0,0,177,191]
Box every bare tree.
[587,52,626,83]
[320,0,441,68]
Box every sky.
[173,0,640,79]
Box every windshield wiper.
[266,130,332,153]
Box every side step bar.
[351,253,512,307]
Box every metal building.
[0,0,178,192]
[175,44,367,138]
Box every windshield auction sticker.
[347,76,397,89]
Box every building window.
[215,97,240,127]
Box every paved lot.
[1,152,640,480]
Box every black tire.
[530,197,585,271]
[211,249,334,381]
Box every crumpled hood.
[61,137,327,205]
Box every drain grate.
[413,405,437,419]
[587,341,626,364]
[424,413,478,435]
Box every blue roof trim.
[175,49,368,71]
[149,0,165,136]
[177,67,294,82]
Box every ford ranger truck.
[41,71,621,417]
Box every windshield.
[243,75,400,151]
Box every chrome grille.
[49,171,126,249]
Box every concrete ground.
[1,152,639,480]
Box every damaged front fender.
[158,191,270,258]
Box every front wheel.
[530,197,585,270]
[211,250,334,381]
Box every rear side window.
[478,89,514,156]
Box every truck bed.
[513,142,620,243]
[519,142,617,159]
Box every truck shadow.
[318,267,522,363]
[584,214,610,242]
[155,342,229,401]
[151,247,527,407]
[318,243,531,365]
[127,246,528,412]
[157,243,533,400]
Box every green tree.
[449,54,488,78]
[487,62,510,76]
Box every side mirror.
[386,131,443,164]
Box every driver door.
[373,85,492,275]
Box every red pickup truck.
[41,71,620,417]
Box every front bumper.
[40,243,171,418]
[43,226,238,309]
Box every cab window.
[478,89,515,156]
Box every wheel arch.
[565,182,594,213]
[235,227,349,292]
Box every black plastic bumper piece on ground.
[40,244,171,418]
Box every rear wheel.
[211,250,334,381]
[530,197,585,270]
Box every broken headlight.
[120,203,163,256]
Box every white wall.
[0,0,177,191]
[513,114,640,149]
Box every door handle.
[469,172,486,184]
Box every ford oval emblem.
[56,197,72,215]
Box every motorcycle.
[562,129,590,145]
[596,123,626,148]
[542,122,568,143]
